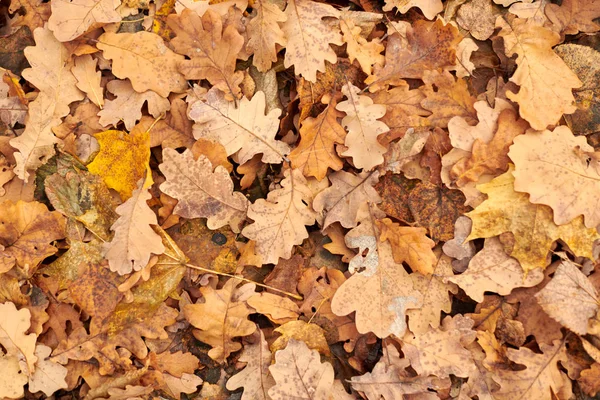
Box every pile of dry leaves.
[1,0,600,398]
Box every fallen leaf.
[378,218,436,275]
[48,0,120,42]
[71,55,103,108]
[27,344,68,396]
[420,70,477,128]
[147,98,194,149]
[382,0,443,19]
[159,148,248,232]
[281,0,342,82]
[340,10,384,75]
[97,31,187,97]
[271,320,330,356]
[457,0,497,40]
[247,292,300,324]
[247,0,287,72]
[184,279,256,363]
[268,339,334,400]
[545,0,600,35]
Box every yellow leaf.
[87,130,152,200]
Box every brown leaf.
[382,0,443,19]
[367,19,461,90]
[147,98,194,149]
[457,0,497,40]
[247,0,287,72]
[167,9,244,100]
[546,0,600,35]
[159,148,248,232]
[271,320,331,356]
[247,292,300,324]
[48,0,120,42]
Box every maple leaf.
[184,279,256,363]
[98,79,170,131]
[331,216,422,338]
[281,0,342,82]
[313,170,381,229]
[367,19,461,90]
[103,181,165,275]
[338,82,389,171]
[508,126,600,228]
[247,0,287,72]
[289,95,347,181]
[159,148,248,232]
[225,331,275,399]
[465,167,600,271]
[382,0,443,19]
[87,129,152,200]
[167,9,244,100]
[535,260,599,335]
[268,339,334,400]
[448,238,544,303]
[97,31,187,98]
[493,340,569,400]
[242,169,316,264]
[0,200,65,274]
[496,17,581,130]
[546,0,600,35]
[189,89,290,164]
[48,0,120,42]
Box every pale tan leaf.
[535,260,599,335]
[247,292,300,324]
[378,218,436,275]
[103,181,165,275]
[242,169,316,264]
[271,320,330,355]
[247,0,287,72]
[97,31,187,98]
[48,0,120,42]
[0,353,27,399]
[98,79,171,131]
[382,0,443,19]
[159,148,248,232]
[225,330,275,400]
[448,238,544,303]
[313,170,381,229]
[340,10,384,75]
[0,302,37,374]
[268,339,334,400]
[338,82,389,171]
[282,0,343,82]
[71,55,103,108]
[508,126,600,228]
[27,344,68,396]
[189,89,290,164]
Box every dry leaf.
[242,169,316,264]
[48,0,120,42]
[247,292,299,324]
[546,0,600,35]
[340,10,384,75]
[282,0,342,82]
[97,31,187,98]
[159,148,248,232]
[71,55,103,108]
[271,320,330,355]
[189,89,290,164]
[268,339,334,400]
[247,0,287,72]
[103,181,165,275]
[378,218,436,275]
[382,0,443,19]
[27,344,68,396]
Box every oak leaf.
[546,0,600,35]
[8,0,50,31]
[97,31,187,98]
[457,0,497,40]
[289,95,347,181]
[508,126,600,228]
[167,9,244,100]
[103,181,165,275]
[340,10,384,75]
[48,0,120,42]
[401,315,477,379]
[190,89,290,164]
[496,17,581,130]
[493,340,569,400]
[22,26,84,118]
[0,77,27,128]
[271,320,330,355]
[247,0,287,72]
[281,0,342,82]
[146,98,194,149]
[98,79,170,131]
[242,169,316,264]
[268,339,334,400]
[0,302,37,374]
[535,260,598,335]
[337,83,389,171]
[247,292,299,324]
[226,330,274,400]
[367,19,461,90]
[184,279,256,363]
[331,217,422,338]
[378,218,436,275]
[27,344,68,396]
[448,238,544,303]
[0,200,65,273]
[159,148,248,232]
[382,0,443,20]
[420,70,477,128]
[87,129,151,200]
[465,167,600,271]
[313,170,381,229]
[71,55,103,108]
